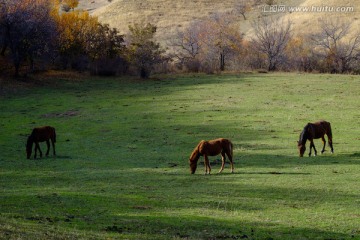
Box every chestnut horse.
[26,126,56,159]
[189,138,234,174]
[297,120,333,157]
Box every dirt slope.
[77,0,359,42]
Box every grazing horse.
[297,120,334,157]
[26,126,56,159]
[189,138,234,174]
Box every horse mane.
[189,141,204,163]
[299,123,311,145]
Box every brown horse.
[297,120,333,157]
[26,126,56,159]
[189,138,234,174]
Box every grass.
[0,72,360,239]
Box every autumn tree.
[56,10,91,67]
[172,12,242,73]
[0,0,58,76]
[86,23,126,75]
[54,9,126,73]
[285,36,317,72]
[127,23,165,78]
[251,17,292,71]
[207,12,242,71]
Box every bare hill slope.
[79,0,359,43]
[92,0,242,42]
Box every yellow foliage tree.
[55,10,99,57]
[286,36,314,72]
[52,7,125,71]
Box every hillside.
[79,0,359,43]
[92,0,243,42]
[280,0,359,35]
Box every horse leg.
[34,143,37,159]
[328,136,334,154]
[46,140,50,156]
[219,152,226,173]
[34,142,41,159]
[37,143,43,158]
[204,155,211,175]
[51,138,56,156]
[309,140,317,157]
[308,140,313,157]
[321,136,326,154]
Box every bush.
[90,57,128,76]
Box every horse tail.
[327,122,333,139]
[327,122,333,146]
[52,127,57,143]
[229,141,233,159]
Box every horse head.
[297,141,306,157]
[189,159,198,174]
[189,150,201,174]
[26,136,33,159]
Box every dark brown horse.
[189,138,234,174]
[26,126,56,159]
[297,120,333,157]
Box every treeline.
[0,0,163,78]
[172,9,360,74]
[1,0,360,78]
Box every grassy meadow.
[1,73,360,239]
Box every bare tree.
[170,21,203,71]
[311,18,360,73]
[206,12,242,71]
[251,17,292,71]
[233,0,252,20]
[172,12,242,73]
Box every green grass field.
[1,73,360,239]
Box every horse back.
[199,138,232,156]
[312,121,332,138]
[31,126,56,142]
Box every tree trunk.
[220,53,225,71]
[1,44,7,56]
[140,67,149,78]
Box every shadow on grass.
[2,158,359,239]
[103,214,353,240]
[5,191,354,240]
[193,151,360,174]
[54,155,72,159]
